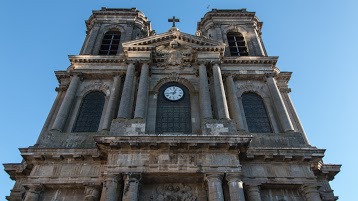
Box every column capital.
[205,173,224,182]
[123,172,142,182]
[225,174,243,182]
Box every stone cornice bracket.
[279,87,291,93]
[23,184,44,193]
[312,161,341,181]
[264,72,278,81]
[55,85,67,92]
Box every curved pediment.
[122,29,225,64]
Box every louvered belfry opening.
[99,30,121,55]
[227,32,248,56]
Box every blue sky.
[0,0,356,200]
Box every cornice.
[94,135,252,153]
[312,161,341,181]
[68,55,127,65]
[197,9,260,31]
[222,56,278,65]
[86,8,149,31]
[243,147,326,162]
[19,148,102,163]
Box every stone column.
[245,185,262,201]
[134,63,149,119]
[84,184,101,201]
[266,73,294,132]
[199,63,213,119]
[102,74,123,130]
[280,87,310,143]
[100,174,121,201]
[117,62,136,118]
[51,74,81,132]
[226,174,246,201]
[301,185,322,201]
[205,174,224,201]
[212,63,230,119]
[23,184,43,201]
[225,75,245,131]
[36,87,65,143]
[122,173,141,201]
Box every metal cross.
[168,16,180,27]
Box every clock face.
[164,86,184,101]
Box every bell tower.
[4,8,340,201]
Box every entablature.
[19,148,103,164]
[95,135,252,154]
[243,147,326,163]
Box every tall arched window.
[72,91,105,132]
[227,32,248,56]
[242,92,272,133]
[99,29,121,55]
[155,82,192,134]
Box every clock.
[164,86,184,101]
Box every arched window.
[242,92,272,133]
[155,82,192,134]
[72,91,105,132]
[227,32,248,56]
[99,29,121,55]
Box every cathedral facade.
[4,8,340,201]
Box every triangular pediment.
[122,30,225,64]
[122,30,225,52]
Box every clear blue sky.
[0,0,356,200]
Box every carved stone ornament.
[149,184,198,201]
[155,40,193,67]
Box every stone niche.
[139,174,207,201]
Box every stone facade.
[4,8,340,201]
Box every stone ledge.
[249,132,309,148]
[19,148,102,163]
[95,135,252,151]
[243,147,325,162]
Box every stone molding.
[244,147,325,162]
[95,135,252,151]
[222,56,278,65]
[69,55,127,64]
